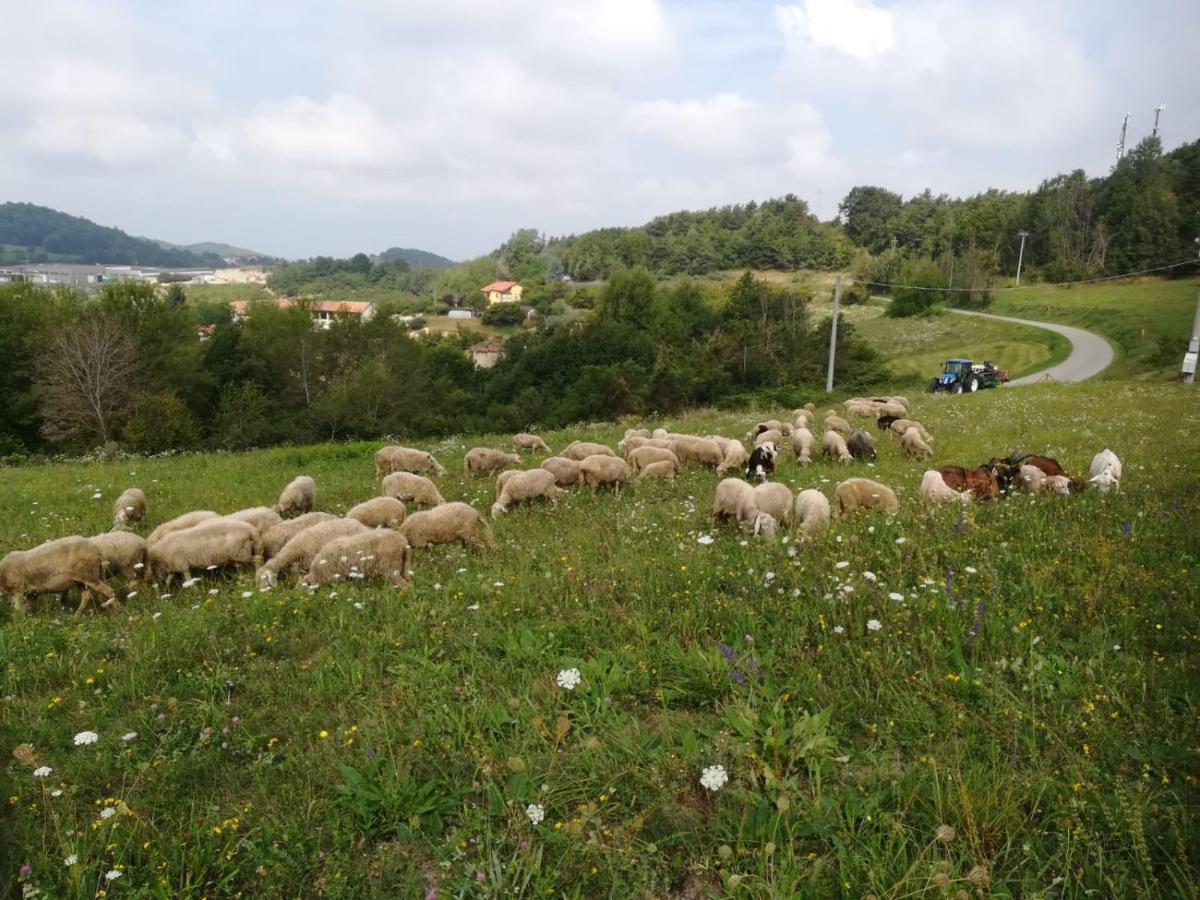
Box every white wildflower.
[833,625,845,634]
[73,731,99,746]
[700,764,729,792]
[104,869,122,881]
[696,534,715,546]
[121,732,137,742]
[888,592,904,601]
[50,789,63,798]
[526,803,545,825]
[99,806,116,819]
[556,668,582,690]
[964,566,978,574]
[64,854,78,867]
[866,619,882,632]
[895,537,907,544]
[33,766,52,777]
[862,571,877,582]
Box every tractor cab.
[929,357,1007,394]
[937,358,973,387]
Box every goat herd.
[0,395,1124,615]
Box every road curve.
[946,308,1115,385]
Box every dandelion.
[33,766,52,777]
[700,764,728,792]
[99,806,116,819]
[888,592,904,601]
[73,731,99,746]
[556,668,582,690]
[526,803,545,825]
[64,854,78,867]
[696,534,714,545]
[866,619,882,632]
[104,869,122,881]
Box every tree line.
[0,273,878,459]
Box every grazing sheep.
[147,510,221,545]
[822,430,852,463]
[1016,464,1048,494]
[621,435,674,455]
[513,433,552,453]
[112,488,147,530]
[0,536,114,614]
[400,502,497,550]
[628,445,679,472]
[823,413,852,435]
[1089,449,1122,493]
[375,446,447,477]
[381,472,445,508]
[899,427,934,458]
[274,475,315,518]
[746,420,786,441]
[1045,475,1073,496]
[579,455,634,493]
[563,441,617,461]
[302,529,411,589]
[637,459,679,480]
[834,478,899,516]
[711,478,777,537]
[652,428,670,440]
[876,415,899,432]
[791,427,815,464]
[149,519,261,583]
[752,482,793,527]
[226,506,284,536]
[90,531,150,579]
[746,442,779,481]
[919,470,970,505]
[491,468,564,516]
[705,436,748,475]
[540,456,582,487]
[256,518,367,588]
[669,435,725,467]
[754,428,784,448]
[804,402,816,412]
[890,419,933,444]
[794,489,831,538]
[261,512,338,559]
[616,428,652,452]
[346,497,407,530]
[792,408,814,428]
[465,447,522,477]
[847,429,876,461]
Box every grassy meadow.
[1,382,1199,897]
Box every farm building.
[229,297,376,329]
[480,280,523,305]
[469,339,504,369]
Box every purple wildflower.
[716,642,735,661]
[1121,522,1132,539]
[969,600,986,638]
[729,669,747,685]
[19,864,31,877]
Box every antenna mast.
[1152,104,1166,138]
[1116,113,1130,163]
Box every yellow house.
[480,280,523,305]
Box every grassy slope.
[1,383,1198,897]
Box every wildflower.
[967,865,990,886]
[700,764,728,792]
[964,566,978,574]
[50,789,63,798]
[556,668,582,690]
[696,534,714,545]
[833,625,845,634]
[105,869,122,881]
[862,571,877,582]
[895,537,906,544]
[242,591,253,599]
[33,766,52,778]
[526,803,545,825]
[73,731,99,746]
[19,864,31,876]
[888,592,904,601]
[121,732,137,742]
[64,855,78,867]
[716,643,735,661]
[935,824,956,842]
[834,561,849,569]
[866,619,882,632]
[99,806,116,819]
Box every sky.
[1,0,1196,261]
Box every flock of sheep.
[0,395,1123,615]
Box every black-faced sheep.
[400,502,497,550]
[0,536,114,614]
[746,442,778,481]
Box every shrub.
[123,390,201,453]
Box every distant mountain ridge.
[0,202,228,268]
[375,246,456,268]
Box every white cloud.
[776,0,895,63]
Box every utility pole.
[826,276,841,394]
[1152,104,1166,139]
[1015,231,1030,287]
[1116,113,1130,163]
[1184,240,1200,383]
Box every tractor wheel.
[951,382,964,394]
[968,376,980,392]
[928,379,940,393]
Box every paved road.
[946,308,1115,385]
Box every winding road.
[946,308,1115,385]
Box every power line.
[860,257,1200,294]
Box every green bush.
[481,303,525,326]
[123,390,201,453]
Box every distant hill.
[178,241,272,260]
[375,246,456,268]
[0,203,226,268]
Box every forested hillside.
[376,246,456,268]
[0,203,227,268]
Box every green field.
[1,382,1198,897]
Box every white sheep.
[668,435,725,467]
[465,447,522,476]
[821,430,852,463]
[226,506,284,537]
[274,475,315,518]
[637,459,679,480]
[346,497,407,529]
[262,512,338,558]
[628,446,679,472]
[834,478,899,516]
[752,482,793,527]
[1045,475,1072,496]
[1088,449,1122,493]
[711,478,776,537]
[621,435,674,455]
[616,428,651,452]
[745,419,786,441]
[1017,464,1047,494]
[112,488,147,530]
[792,427,814,464]
[704,435,748,475]
[540,456,583,487]
[491,468,564,516]
[400,502,497,550]
[918,470,970,505]
[792,408,814,428]
[374,445,447,477]
[823,413,852,435]
[793,489,831,538]
[256,518,367,587]
[89,531,149,580]
[579,455,634,493]
[513,433,552,453]
[149,519,261,583]
[0,536,114,614]
[381,472,445,508]
[754,428,784,448]
[889,419,933,444]
[562,441,617,461]
[899,427,934,458]
[147,510,221,545]
[302,529,412,589]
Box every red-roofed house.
[480,280,523,305]
[229,297,376,329]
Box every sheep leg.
[8,592,28,615]
[76,586,92,615]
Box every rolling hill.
[375,245,456,268]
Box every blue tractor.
[929,358,1008,394]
